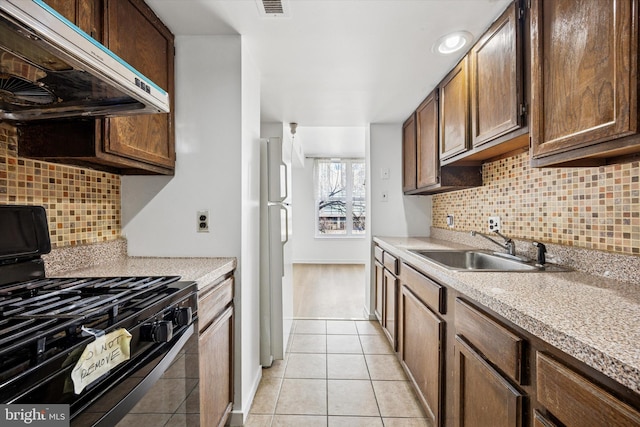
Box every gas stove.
[0,205,197,426]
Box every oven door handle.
[91,323,194,427]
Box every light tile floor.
[245,319,431,427]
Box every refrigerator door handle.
[281,161,288,201]
[281,205,289,245]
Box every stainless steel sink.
[409,250,569,272]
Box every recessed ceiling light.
[433,31,473,55]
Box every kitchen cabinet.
[416,91,439,189]
[381,252,399,349]
[18,0,176,175]
[198,276,235,427]
[454,336,524,427]
[399,263,445,426]
[402,114,418,192]
[374,246,384,322]
[372,241,640,426]
[453,298,525,426]
[403,90,482,195]
[469,1,526,149]
[530,0,640,167]
[42,0,102,38]
[536,352,640,427]
[439,57,470,161]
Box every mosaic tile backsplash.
[0,123,121,248]
[432,152,640,255]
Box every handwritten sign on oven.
[71,328,132,394]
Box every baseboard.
[292,260,367,265]
[228,365,263,426]
[362,305,377,320]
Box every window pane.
[318,161,346,199]
[318,200,346,235]
[352,162,366,200]
[352,200,366,234]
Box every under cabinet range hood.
[0,0,169,121]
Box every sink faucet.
[470,230,516,256]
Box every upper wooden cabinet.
[42,0,102,38]
[416,91,440,188]
[101,0,175,172]
[403,89,482,195]
[17,0,175,175]
[439,57,470,161]
[530,0,640,166]
[470,1,524,147]
[402,114,418,193]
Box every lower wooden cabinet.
[382,268,398,349]
[373,245,640,427]
[374,260,384,322]
[536,352,640,427]
[400,285,444,426]
[454,336,524,427]
[198,276,234,427]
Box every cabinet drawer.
[374,246,384,263]
[536,352,640,427]
[198,277,233,333]
[383,252,399,275]
[402,263,445,314]
[455,298,523,383]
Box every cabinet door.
[470,1,523,147]
[382,268,397,349]
[200,306,234,427]
[454,336,524,427]
[402,114,417,193]
[102,0,175,170]
[374,261,384,323]
[416,90,439,188]
[401,285,444,426]
[440,57,470,160]
[536,352,640,427]
[42,0,101,39]
[530,0,638,159]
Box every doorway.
[293,264,366,319]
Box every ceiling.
[146,0,511,127]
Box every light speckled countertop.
[374,236,640,394]
[54,257,237,291]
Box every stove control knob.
[173,307,192,327]
[141,321,174,343]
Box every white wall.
[369,123,432,237]
[291,127,369,264]
[121,35,261,426]
[365,123,431,317]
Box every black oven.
[0,205,198,426]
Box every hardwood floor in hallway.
[292,264,366,319]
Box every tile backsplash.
[0,123,121,248]
[432,152,640,255]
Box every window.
[314,158,366,237]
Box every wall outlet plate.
[446,214,454,228]
[197,210,209,233]
[488,216,501,232]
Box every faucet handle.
[532,242,546,265]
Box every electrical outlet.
[446,214,454,228]
[197,210,209,233]
[488,216,501,232]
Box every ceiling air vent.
[256,0,291,17]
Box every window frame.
[314,158,366,239]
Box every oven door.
[71,324,194,427]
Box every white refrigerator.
[260,137,294,367]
